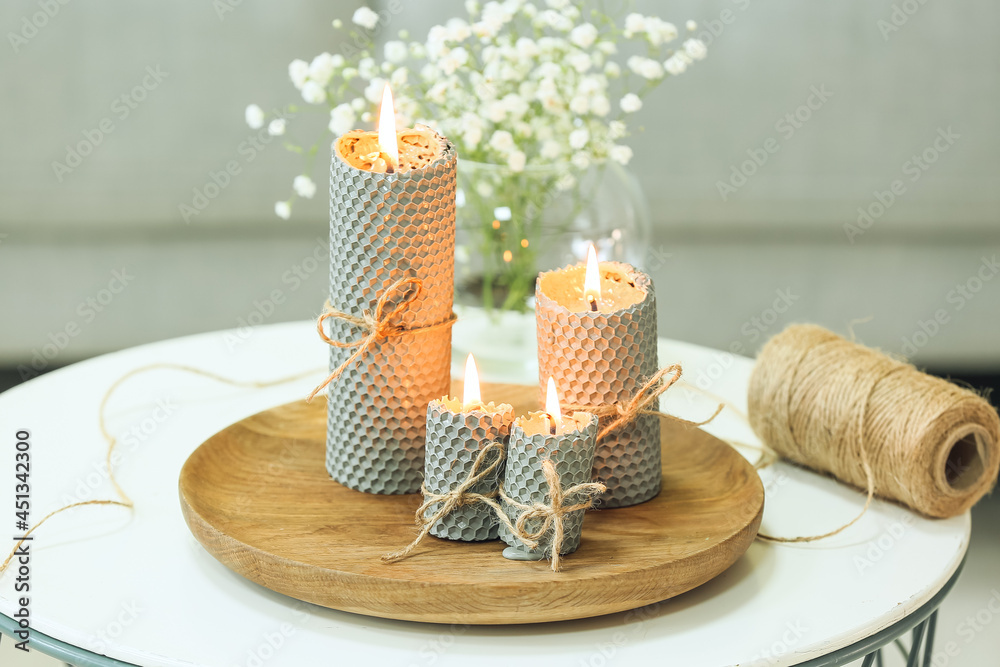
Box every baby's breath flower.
[384,41,408,64]
[540,139,562,160]
[274,201,291,220]
[664,53,687,75]
[609,144,633,165]
[569,127,589,150]
[684,38,708,61]
[569,23,598,49]
[604,61,621,78]
[489,129,515,152]
[569,95,589,114]
[288,59,309,90]
[624,13,645,37]
[352,7,379,30]
[591,95,610,116]
[329,103,356,136]
[364,77,387,104]
[627,56,664,80]
[267,118,286,136]
[244,104,264,129]
[686,20,697,31]
[300,81,326,104]
[508,149,526,172]
[645,18,678,46]
[308,53,336,87]
[293,175,317,199]
[358,57,378,79]
[567,51,592,73]
[332,19,343,29]
[620,93,642,113]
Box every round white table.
[0,320,968,667]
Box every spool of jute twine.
[748,324,1000,521]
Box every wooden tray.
[179,382,763,624]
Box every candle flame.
[584,243,601,309]
[463,353,481,408]
[545,376,562,432]
[377,84,399,172]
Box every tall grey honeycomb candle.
[325,125,456,495]
[499,408,599,560]
[535,251,660,508]
[423,389,514,541]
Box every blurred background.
[0,1,998,665]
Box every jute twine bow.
[564,364,724,441]
[382,441,509,564]
[307,276,457,402]
[499,461,606,572]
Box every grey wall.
[1,1,998,372]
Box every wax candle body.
[535,261,660,508]
[499,411,599,559]
[424,397,514,541]
[326,127,456,495]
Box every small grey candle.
[535,256,660,508]
[500,409,599,560]
[423,394,514,542]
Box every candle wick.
[544,412,557,435]
[588,295,598,312]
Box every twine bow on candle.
[308,276,457,401]
[382,441,508,563]
[500,460,606,572]
[563,364,723,441]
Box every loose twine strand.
[307,277,457,401]
[0,362,322,577]
[673,376,877,544]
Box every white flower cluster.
[252,2,706,218]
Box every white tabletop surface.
[0,319,969,667]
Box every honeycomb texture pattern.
[325,134,457,495]
[423,400,514,541]
[499,413,599,557]
[535,262,661,508]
